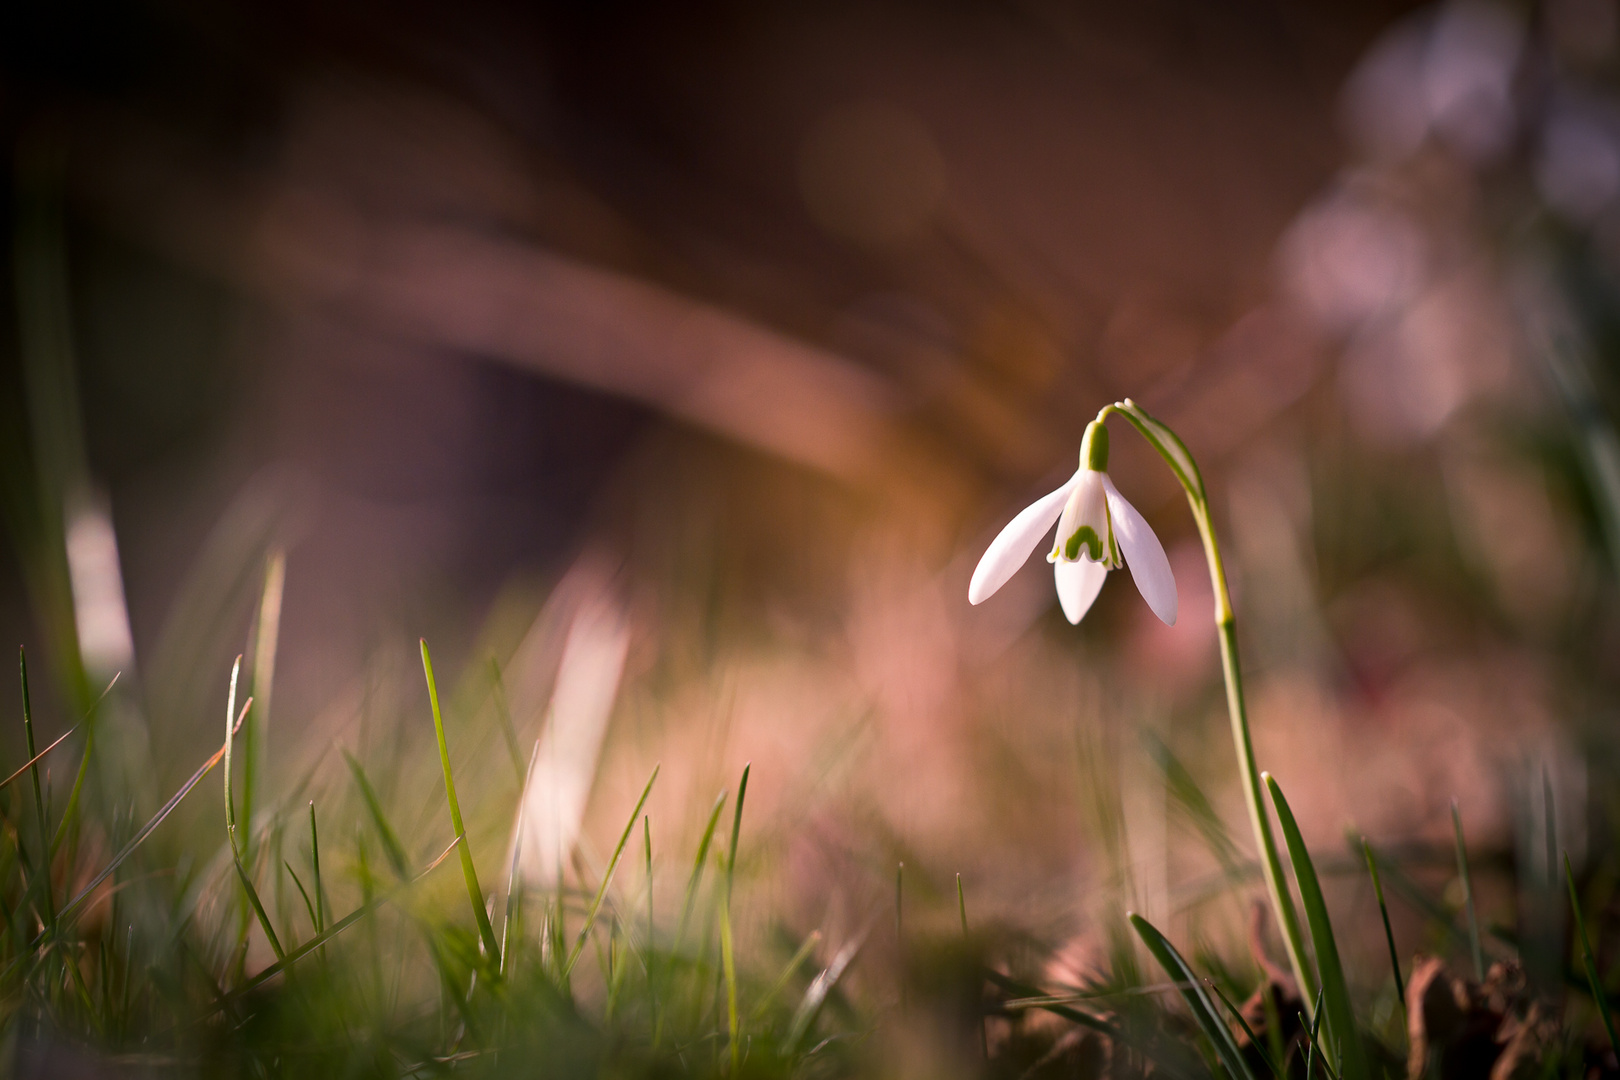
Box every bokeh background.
[3,0,1619,1030]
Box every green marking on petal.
[1065,526,1102,562]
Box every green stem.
[1106,400,1316,1012]
[420,640,502,963]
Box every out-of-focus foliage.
[5,0,1620,1075]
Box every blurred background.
[3,0,1619,1030]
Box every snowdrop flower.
[968,420,1177,626]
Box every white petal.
[969,473,1081,605]
[1052,468,1113,565]
[1055,557,1107,624]
[1103,476,1177,625]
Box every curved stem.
[1104,400,1317,1011]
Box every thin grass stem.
[1451,800,1483,980]
[1565,853,1620,1054]
[19,648,53,928]
[718,854,739,1073]
[1360,836,1406,1021]
[561,764,659,980]
[675,789,727,953]
[421,640,502,962]
[49,673,118,856]
[1207,978,1281,1080]
[241,550,285,862]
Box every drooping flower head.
[969,418,1177,626]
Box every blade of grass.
[222,664,282,962]
[285,861,318,938]
[1145,730,1243,872]
[561,764,659,981]
[751,930,820,1023]
[50,672,119,855]
[488,659,525,785]
[242,550,285,860]
[787,931,865,1053]
[19,648,53,927]
[726,762,749,900]
[1360,836,1406,1018]
[223,657,242,847]
[718,853,740,1073]
[500,739,541,981]
[675,789,727,952]
[421,639,502,962]
[1299,986,1339,1080]
[1451,800,1483,980]
[643,813,653,964]
[958,873,989,1060]
[1265,774,1369,1080]
[722,761,749,1067]
[641,812,655,1034]
[1130,912,1257,1080]
[983,972,1122,1037]
[193,836,461,1023]
[1207,978,1282,1080]
[957,873,968,937]
[1566,853,1620,1054]
[231,858,285,961]
[308,802,324,934]
[344,752,410,880]
[53,698,247,927]
[1,722,79,794]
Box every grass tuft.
[1265,773,1370,1080]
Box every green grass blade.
[54,698,247,927]
[231,856,285,961]
[49,671,118,856]
[285,860,318,938]
[1130,912,1258,1080]
[19,648,53,927]
[1360,837,1405,1015]
[1145,730,1243,871]
[561,763,659,981]
[421,639,502,962]
[718,854,740,1073]
[488,658,525,785]
[1451,800,1483,980]
[343,752,410,879]
[643,813,653,954]
[675,789,727,951]
[787,933,864,1053]
[1207,977,1281,1080]
[958,873,989,1060]
[1265,774,1369,1080]
[223,656,241,844]
[726,762,749,900]
[1301,986,1333,1080]
[307,802,324,934]
[751,929,820,1023]
[956,873,968,936]
[2,722,79,795]
[1566,853,1620,1054]
[500,740,539,981]
[242,550,285,859]
[197,836,461,1022]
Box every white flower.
[968,421,1177,626]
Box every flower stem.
[1105,400,1317,1012]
